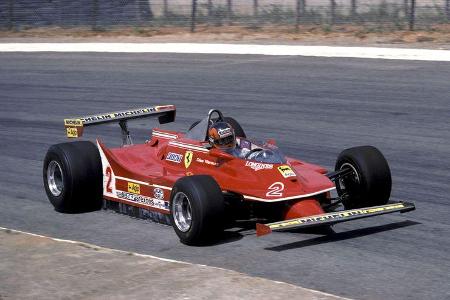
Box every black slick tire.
[335,145,392,209]
[43,141,103,213]
[170,175,225,245]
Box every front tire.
[43,141,103,213]
[335,146,391,209]
[170,175,225,245]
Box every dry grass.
[1,24,449,48]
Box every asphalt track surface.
[0,53,449,300]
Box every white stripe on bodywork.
[115,176,173,191]
[153,131,178,139]
[115,176,150,186]
[168,141,209,152]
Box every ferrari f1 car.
[43,105,415,245]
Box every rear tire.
[43,141,103,213]
[170,175,225,245]
[335,146,391,209]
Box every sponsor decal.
[66,127,78,138]
[206,160,218,166]
[269,203,407,230]
[245,161,273,171]
[277,165,296,178]
[166,152,183,163]
[266,182,284,197]
[184,151,193,168]
[217,127,232,138]
[116,191,169,211]
[127,182,140,194]
[64,119,83,126]
[153,187,164,200]
[81,108,156,123]
[196,157,218,166]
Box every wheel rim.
[172,192,192,232]
[338,162,360,195]
[47,161,64,197]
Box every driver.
[208,122,249,158]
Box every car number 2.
[105,166,113,193]
[266,182,284,197]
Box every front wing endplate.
[256,201,415,237]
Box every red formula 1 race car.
[43,105,415,245]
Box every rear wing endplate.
[64,105,176,142]
[256,201,415,237]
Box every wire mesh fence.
[1,0,449,32]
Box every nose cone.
[284,198,325,219]
[219,161,335,202]
[286,167,335,196]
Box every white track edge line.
[0,226,350,299]
[0,43,449,61]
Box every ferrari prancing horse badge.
[184,151,193,168]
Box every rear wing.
[64,105,176,143]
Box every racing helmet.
[208,121,236,150]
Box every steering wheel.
[245,148,264,159]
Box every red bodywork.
[97,128,336,221]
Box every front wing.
[256,201,415,237]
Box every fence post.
[91,0,99,31]
[191,0,197,32]
[330,0,336,26]
[409,0,415,30]
[56,0,62,27]
[253,0,258,17]
[137,0,153,22]
[403,0,409,18]
[446,0,450,21]
[7,0,14,31]
[163,0,168,17]
[227,0,233,25]
[296,0,306,31]
[207,0,213,18]
[351,0,357,20]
